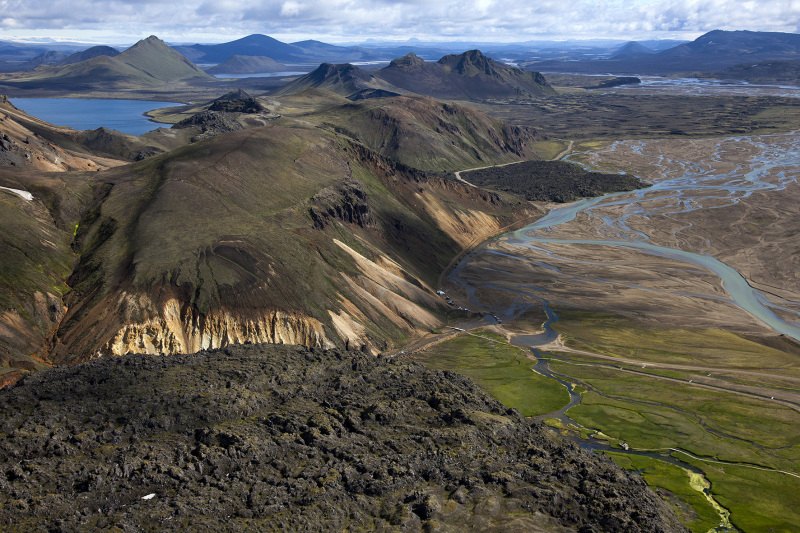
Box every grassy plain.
[538,310,800,531]
[553,310,800,375]
[410,330,569,417]
[405,314,800,530]
[604,452,722,533]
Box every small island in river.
[461,160,649,203]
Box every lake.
[9,98,178,136]
[212,71,306,79]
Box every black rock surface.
[0,344,687,532]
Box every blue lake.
[9,98,178,136]
[212,71,306,79]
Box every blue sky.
[1,0,798,44]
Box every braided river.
[448,132,800,341]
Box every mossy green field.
[541,310,800,531]
[604,452,722,533]
[411,330,569,417]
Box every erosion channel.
[440,132,800,532]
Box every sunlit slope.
[46,97,541,364]
[0,96,129,170]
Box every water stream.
[448,132,800,341]
[445,132,800,532]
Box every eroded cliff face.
[96,296,333,358]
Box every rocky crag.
[0,344,687,532]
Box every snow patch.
[0,186,33,201]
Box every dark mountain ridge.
[271,62,400,98]
[190,33,306,64]
[205,54,288,75]
[710,57,800,84]
[275,49,555,101]
[57,45,120,66]
[528,29,800,74]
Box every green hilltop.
[1,35,212,90]
[1,93,543,366]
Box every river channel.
[448,132,800,341]
[444,132,800,531]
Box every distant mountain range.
[528,30,800,75]
[0,38,555,103]
[174,34,388,65]
[274,50,556,101]
[0,33,686,74]
[3,29,800,91]
[611,41,656,59]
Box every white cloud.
[280,1,303,16]
[0,0,798,43]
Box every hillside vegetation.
[0,93,543,373]
[0,36,211,91]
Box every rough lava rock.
[0,344,688,532]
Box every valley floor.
[416,131,800,531]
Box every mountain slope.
[713,57,800,84]
[316,95,542,171]
[0,344,686,532]
[0,96,126,170]
[205,55,288,75]
[380,50,555,100]
[113,35,211,82]
[271,62,400,98]
[57,45,120,65]
[2,36,211,90]
[190,34,306,63]
[31,96,541,364]
[274,50,555,102]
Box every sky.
[1,0,799,45]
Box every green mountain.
[0,94,541,368]
[3,35,212,90]
[114,35,210,82]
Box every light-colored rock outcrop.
[97,297,333,357]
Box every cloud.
[1,0,799,42]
